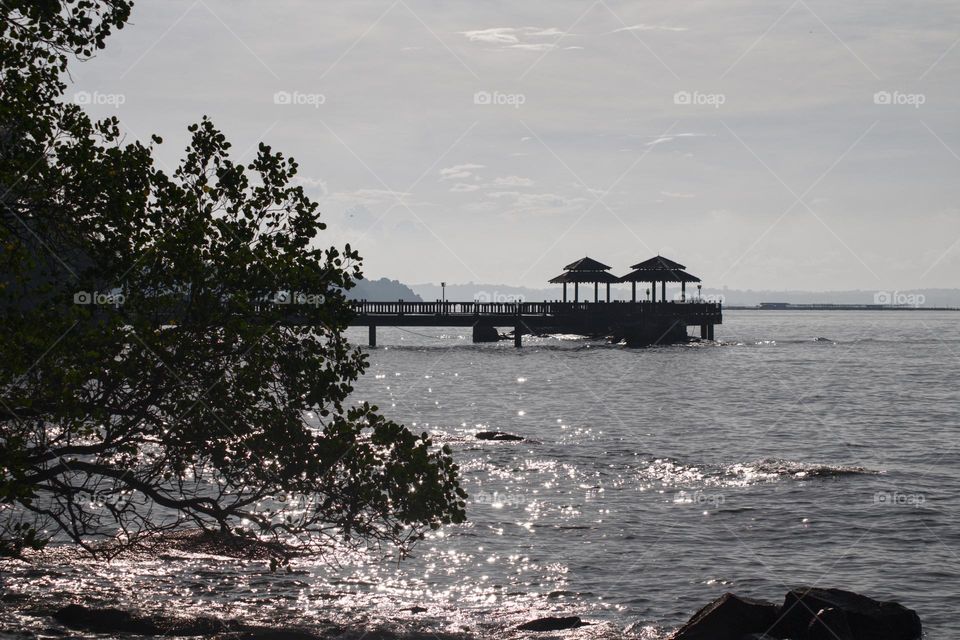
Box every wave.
[638,456,876,489]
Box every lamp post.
[441,282,446,305]
[697,284,702,301]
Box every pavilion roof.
[619,267,701,283]
[562,256,611,271]
[629,255,687,271]
[549,270,621,284]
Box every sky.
[66,0,960,292]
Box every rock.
[670,593,779,640]
[769,587,921,640]
[404,606,428,614]
[54,604,231,635]
[475,431,524,442]
[53,604,324,638]
[806,607,854,640]
[516,615,587,632]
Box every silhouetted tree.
[0,0,465,559]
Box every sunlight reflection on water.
[3,312,959,638]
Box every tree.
[0,0,465,560]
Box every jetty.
[350,255,722,347]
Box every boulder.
[516,615,587,632]
[670,593,779,640]
[54,604,226,635]
[769,587,921,640]
[475,431,524,442]
[53,605,325,639]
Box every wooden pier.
[350,300,722,347]
[350,255,721,347]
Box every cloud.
[660,190,696,198]
[483,190,588,216]
[489,176,534,187]
[613,24,688,33]
[327,188,413,206]
[506,43,557,52]
[460,26,569,50]
[644,132,711,146]
[450,183,481,192]
[439,163,485,180]
[291,175,329,195]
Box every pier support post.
[514,325,522,348]
[368,324,376,347]
[707,324,714,341]
[700,324,708,340]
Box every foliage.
[0,0,465,560]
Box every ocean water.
[2,310,958,638]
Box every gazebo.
[549,257,620,303]
[619,255,701,302]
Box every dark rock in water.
[770,587,922,640]
[54,604,325,639]
[220,630,324,640]
[54,604,226,635]
[404,606,428,614]
[472,324,500,343]
[516,615,587,631]
[670,593,779,640]
[806,606,854,640]
[475,431,524,442]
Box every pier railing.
[350,300,721,318]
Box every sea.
[2,310,957,638]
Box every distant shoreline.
[725,304,960,311]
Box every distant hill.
[346,277,422,302]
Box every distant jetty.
[350,255,721,347]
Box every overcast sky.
[68,0,959,291]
